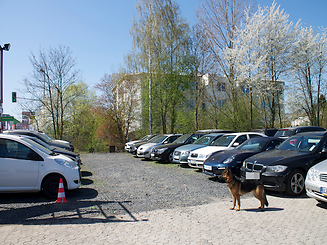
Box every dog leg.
[252,189,265,211]
[235,196,241,211]
[230,196,236,210]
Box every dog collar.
[227,178,236,185]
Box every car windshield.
[210,135,236,146]
[32,132,52,143]
[140,135,151,141]
[274,129,296,138]
[172,134,192,144]
[21,137,54,151]
[193,135,216,145]
[278,135,322,152]
[41,132,54,141]
[151,135,168,143]
[21,137,54,155]
[238,138,267,152]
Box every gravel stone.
[0,152,235,224]
[79,152,232,214]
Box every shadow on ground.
[0,170,141,225]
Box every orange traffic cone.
[55,178,67,203]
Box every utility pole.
[0,43,11,132]
[149,50,153,135]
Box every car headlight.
[157,148,167,154]
[181,151,190,156]
[55,158,76,168]
[265,165,287,173]
[223,155,236,164]
[307,167,319,181]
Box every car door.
[232,134,248,147]
[0,138,40,190]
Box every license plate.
[151,153,155,157]
[190,160,196,164]
[321,187,327,196]
[174,155,179,160]
[204,165,212,171]
[246,172,260,180]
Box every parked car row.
[0,130,81,199]
[126,126,327,202]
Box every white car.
[136,134,182,159]
[0,134,81,199]
[124,135,152,151]
[305,159,327,203]
[187,132,266,169]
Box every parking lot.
[1,152,327,244]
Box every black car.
[274,126,325,139]
[150,133,205,163]
[2,130,74,151]
[203,137,283,177]
[240,131,327,196]
[251,128,278,137]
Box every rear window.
[274,129,296,138]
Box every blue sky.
[1,0,327,120]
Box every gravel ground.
[0,152,234,225]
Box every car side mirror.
[322,148,327,153]
[266,147,274,151]
[232,142,240,147]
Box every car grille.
[321,174,327,183]
[244,161,265,172]
[174,151,181,156]
[190,153,198,158]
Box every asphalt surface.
[0,152,327,244]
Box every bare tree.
[290,27,327,126]
[94,72,140,146]
[197,0,254,128]
[22,45,80,139]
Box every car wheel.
[168,152,173,163]
[286,169,305,196]
[42,175,64,199]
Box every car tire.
[286,169,305,196]
[168,152,173,163]
[42,175,65,199]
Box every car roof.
[290,131,327,137]
[3,129,40,134]
[219,132,266,136]
[195,129,236,134]
[277,126,326,130]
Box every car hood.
[139,143,160,150]
[53,146,78,157]
[206,149,260,165]
[54,139,70,145]
[245,149,312,165]
[155,142,184,150]
[49,140,72,149]
[174,144,207,152]
[310,159,327,172]
[191,146,232,155]
[126,140,139,145]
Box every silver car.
[305,159,327,203]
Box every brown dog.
[219,167,268,211]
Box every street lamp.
[0,43,11,131]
